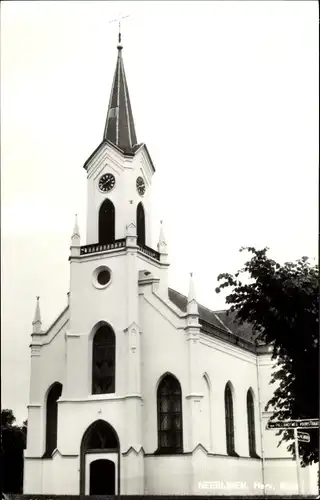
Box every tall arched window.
[92,325,115,394]
[225,383,237,456]
[157,374,183,454]
[136,202,145,247]
[44,382,62,457]
[247,389,257,457]
[99,199,115,244]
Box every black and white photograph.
[1,0,319,497]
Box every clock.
[136,176,146,196]
[98,173,115,192]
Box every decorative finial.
[188,272,196,303]
[71,213,80,240]
[33,295,42,333]
[157,220,168,254]
[109,13,130,50]
[187,272,198,315]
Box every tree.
[1,409,27,493]
[216,247,319,466]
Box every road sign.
[266,419,319,430]
[298,431,310,443]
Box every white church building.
[23,36,318,496]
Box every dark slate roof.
[168,288,230,333]
[215,310,257,343]
[168,288,258,350]
[103,45,137,153]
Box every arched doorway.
[99,199,115,244]
[80,420,120,494]
[90,459,115,495]
[136,202,145,246]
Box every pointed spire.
[71,214,80,246]
[157,220,167,253]
[103,43,138,153]
[187,273,199,315]
[72,214,80,238]
[32,296,42,333]
[188,273,196,302]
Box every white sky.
[1,1,318,424]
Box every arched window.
[157,374,183,454]
[136,202,145,247]
[92,325,115,394]
[247,389,257,457]
[84,420,118,450]
[44,382,62,457]
[99,199,115,244]
[225,383,237,456]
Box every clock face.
[99,173,115,192]
[136,176,146,196]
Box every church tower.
[24,35,169,496]
[66,37,169,494]
[84,38,156,249]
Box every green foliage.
[1,409,27,493]
[216,247,319,466]
[1,409,16,427]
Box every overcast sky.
[1,1,318,423]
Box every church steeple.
[103,41,138,153]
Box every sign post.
[266,418,319,496]
[293,428,302,495]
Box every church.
[23,35,318,496]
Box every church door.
[80,420,119,494]
[89,459,115,495]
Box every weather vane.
[109,13,130,46]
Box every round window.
[97,269,110,286]
[93,266,112,289]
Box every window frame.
[224,383,238,457]
[156,374,183,455]
[247,389,259,458]
[92,325,116,395]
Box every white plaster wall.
[41,454,79,494]
[200,375,212,451]
[25,314,67,458]
[144,455,192,494]
[139,292,188,454]
[23,459,42,494]
[57,400,124,455]
[67,251,133,399]
[122,452,144,494]
[192,452,263,496]
[197,336,262,458]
